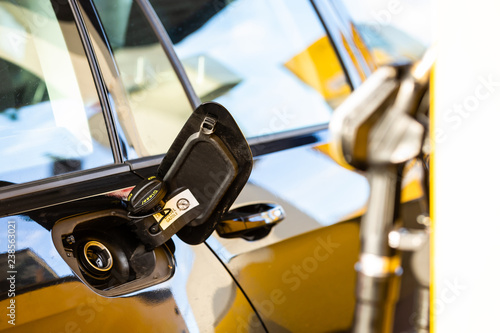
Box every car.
[0,0,427,332]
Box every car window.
[150,0,351,140]
[0,0,114,185]
[93,0,194,158]
[342,0,431,65]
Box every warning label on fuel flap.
[154,189,200,230]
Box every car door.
[0,1,265,332]
[125,0,373,332]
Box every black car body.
[0,0,423,332]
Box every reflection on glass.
[0,0,114,184]
[94,0,194,157]
[151,0,351,139]
[355,24,427,65]
[342,0,430,65]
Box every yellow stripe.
[429,63,436,333]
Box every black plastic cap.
[127,177,167,214]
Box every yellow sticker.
[153,189,200,230]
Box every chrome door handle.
[216,203,285,241]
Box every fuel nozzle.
[329,50,434,333]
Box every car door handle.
[216,203,285,241]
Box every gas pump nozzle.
[329,50,434,333]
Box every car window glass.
[0,0,114,185]
[93,0,194,158]
[342,0,431,65]
[151,0,351,139]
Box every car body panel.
[209,219,360,332]
[205,143,369,332]
[0,206,265,332]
